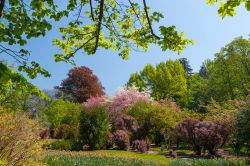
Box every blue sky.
[4,0,250,95]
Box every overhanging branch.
[0,0,5,18]
[142,0,162,40]
[93,0,104,53]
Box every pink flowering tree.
[83,95,110,107]
[108,86,152,115]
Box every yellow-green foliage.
[204,99,246,126]
[0,107,43,166]
[206,0,250,18]
[127,100,183,143]
[127,60,188,106]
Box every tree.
[56,66,105,103]
[127,60,188,105]
[233,96,250,155]
[178,58,193,76]
[0,62,48,112]
[199,61,210,79]
[79,105,110,150]
[0,0,193,78]
[206,37,250,102]
[187,73,209,112]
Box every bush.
[39,128,50,139]
[50,140,72,150]
[48,140,82,151]
[176,118,229,155]
[38,99,81,140]
[56,124,79,140]
[132,139,150,153]
[113,130,130,150]
[106,132,114,149]
[79,105,110,150]
[0,107,42,165]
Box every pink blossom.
[108,87,152,114]
[83,95,108,107]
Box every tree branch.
[93,0,104,53]
[0,0,5,18]
[128,0,143,27]
[142,0,162,40]
[67,36,96,59]
[89,0,95,21]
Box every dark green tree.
[178,58,193,76]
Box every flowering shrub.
[176,118,229,155]
[83,95,109,107]
[132,139,150,153]
[0,107,42,165]
[113,130,130,150]
[194,121,229,155]
[108,87,152,131]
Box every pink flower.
[108,87,152,114]
[83,95,108,107]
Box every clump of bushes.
[0,107,42,165]
[113,130,130,150]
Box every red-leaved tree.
[56,66,105,103]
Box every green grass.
[43,150,170,166]
[43,150,247,166]
[169,159,247,166]
[151,147,194,156]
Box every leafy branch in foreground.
[53,0,193,62]
[0,0,193,78]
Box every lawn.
[43,150,247,166]
[43,150,170,166]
